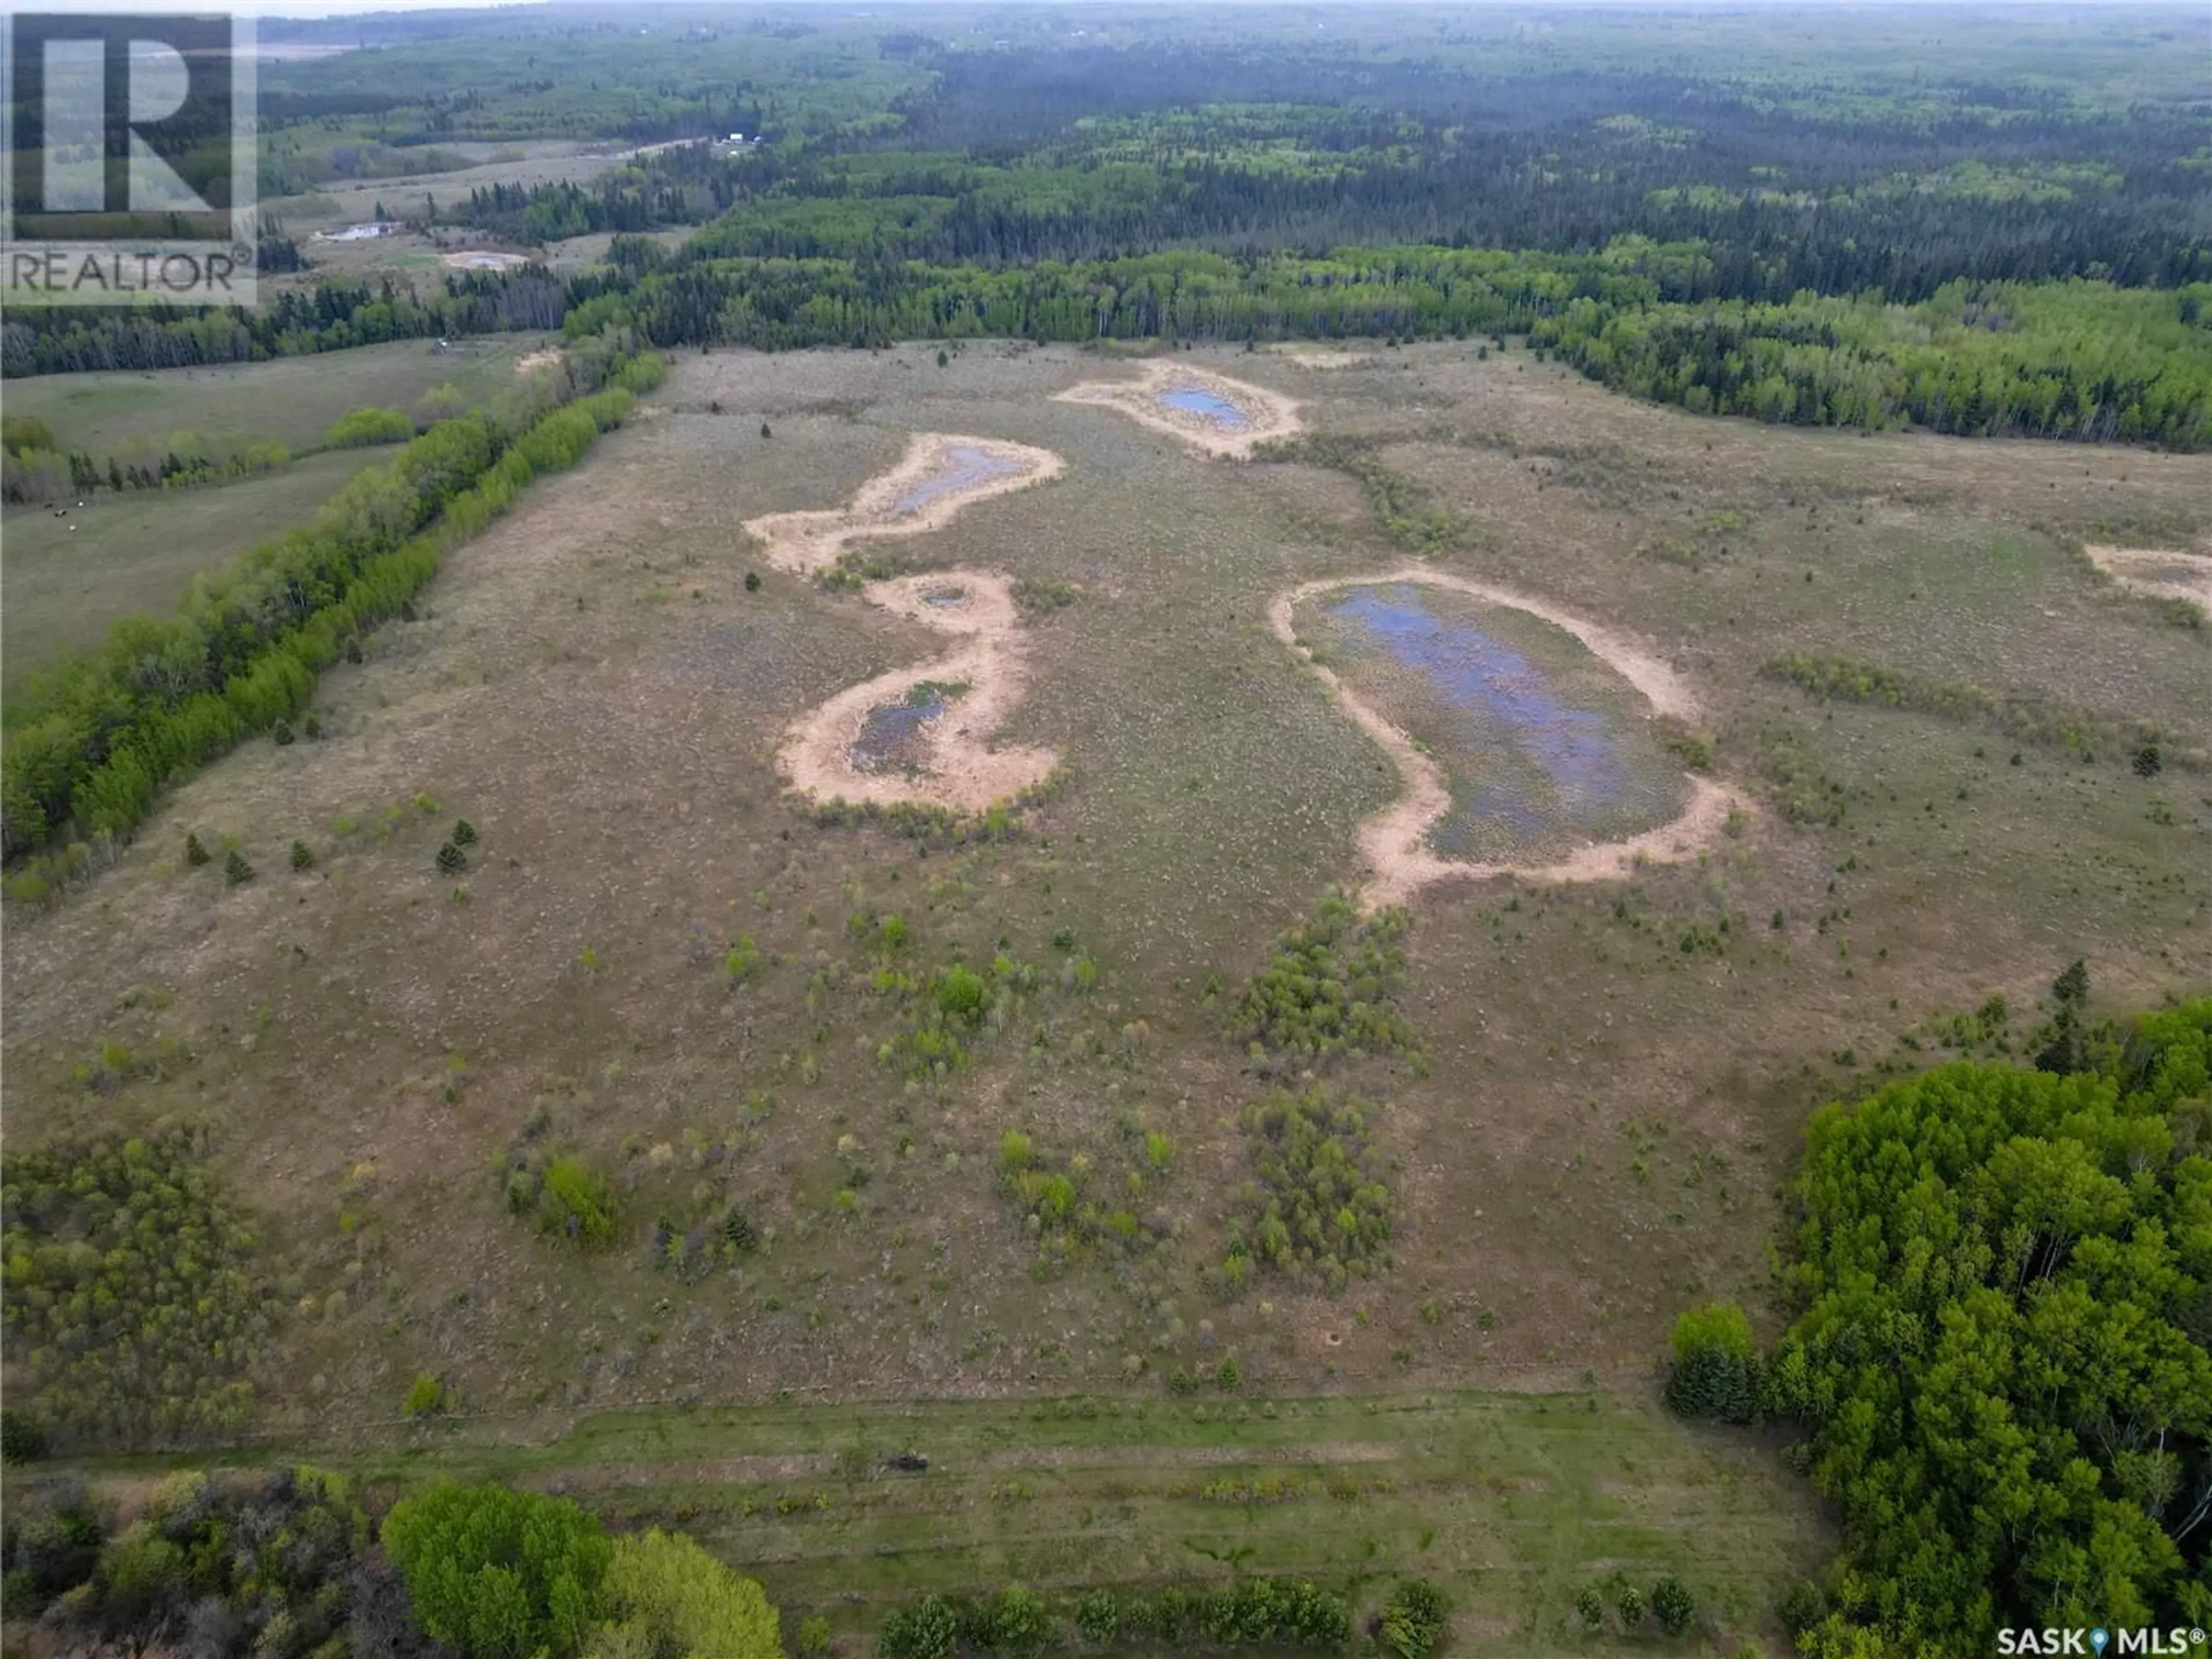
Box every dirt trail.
[1268,568,1754,910]
[2084,543,2212,609]
[1054,363,1301,459]
[744,434,1066,810]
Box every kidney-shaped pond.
[1304,582,1689,863]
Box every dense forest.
[1668,991,2212,1656]
[10,7,2210,444]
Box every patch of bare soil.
[516,347,565,377]
[2084,543,2212,609]
[746,434,1066,809]
[1272,346,1376,371]
[1054,363,1301,459]
[1267,568,1753,910]
[441,250,529,271]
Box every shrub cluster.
[0,1124,272,1446]
[809,796,1027,845]
[504,1151,620,1247]
[1230,895,1420,1069]
[866,946,1070,1081]
[1226,1086,1395,1293]
[3,1465,389,1639]
[1374,1580,1450,1659]
[995,1122,1174,1276]
[325,405,419,448]
[1763,652,2198,771]
[879,1580,1353,1659]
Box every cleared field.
[50,1387,1824,1654]
[2,449,378,692]
[3,341,2205,1636]
[5,336,548,460]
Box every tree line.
[0,329,665,874]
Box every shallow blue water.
[1328,585,1633,834]
[891,447,1024,514]
[852,693,943,772]
[1158,387,1252,429]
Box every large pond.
[1157,386,1252,429]
[891,447,1026,514]
[1315,584,1685,859]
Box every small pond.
[1157,387,1252,429]
[851,690,945,774]
[891,447,1025,515]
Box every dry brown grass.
[5,339,2206,1446]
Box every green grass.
[50,1387,1825,1654]
[2,450,377,694]
[3,338,545,461]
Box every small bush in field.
[450,819,477,846]
[184,832,210,866]
[402,1372,448,1416]
[1075,1590,1119,1644]
[1650,1575,1696,1635]
[1378,1580,1450,1658]
[436,841,468,876]
[538,1156,617,1245]
[290,840,315,872]
[223,849,255,885]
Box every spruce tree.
[184,831,210,866]
[224,849,255,885]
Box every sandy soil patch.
[1268,567,1753,910]
[2084,543,2212,609]
[747,433,1067,810]
[1054,362,1301,459]
[442,250,531,271]
[743,433,1065,575]
[1272,346,1376,371]
[516,347,565,377]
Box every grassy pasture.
[3,450,377,694]
[3,336,546,460]
[1,339,551,695]
[41,1388,1824,1654]
[1,342,2205,1632]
